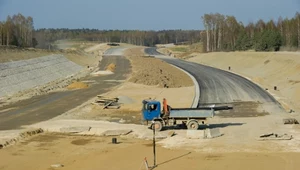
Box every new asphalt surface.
[144,48,282,111]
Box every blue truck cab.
[142,99,161,121]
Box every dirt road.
[0,56,130,130]
[104,47,129,56]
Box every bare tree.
[0,22,2,45]
[202,14,212,52]
[296,12,300,49]
[5,16,13,46]
[216,13,225,50]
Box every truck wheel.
[187,120,199,130]
[152,121,163,131]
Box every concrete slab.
[205,128,223,139]
[60,126,91,133]
[91,70,113,75]
[101,129,132,136]
[27,119,149,137]
[258,133,293,140]
[186,130,205,139]
[0,55,82,97]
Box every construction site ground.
[0,118,300,170]
[1,44,300,170]
[187,51,300,114]
[0,43,194,129]
[0,133,299,170]
[54,46,195,123]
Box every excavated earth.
[124,47,193,88]
[129,56,193,88]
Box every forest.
[1,12,300,52]
[201,12,300,52]
[34,29,201,49]
[0,13,36,47]
[0,13,200,49]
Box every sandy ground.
[1,110,299,169]
[124,46,145,56]
[0,124,300,170]
[187,52,300,114]
[0,44,102,66]
[64,42,111,67]
[0,47,56,63]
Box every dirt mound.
[67,82,89,90]
[124,47,145,56]
[106,63,116,72]
[129,56,193,88]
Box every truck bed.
[171,104,232,111]
[169,109,214,118]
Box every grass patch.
[165,43,204,59]
[170,46,189,52]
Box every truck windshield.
[143,102,158,111]
[148,104,158,111]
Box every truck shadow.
[160,123,245,131]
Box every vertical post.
[153,123,156,167]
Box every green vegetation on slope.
[169,47,189,52]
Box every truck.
[142,99,215,131]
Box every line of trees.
[5,12,300,52]
[201,12,300,52]
[34,29,201,49]
[0,13,37,47]
[0,13,201,49]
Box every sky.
[0,0,299,30]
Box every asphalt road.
[0,56,130,130]
[145,48,282,113]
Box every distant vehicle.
[142,99,215,131]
